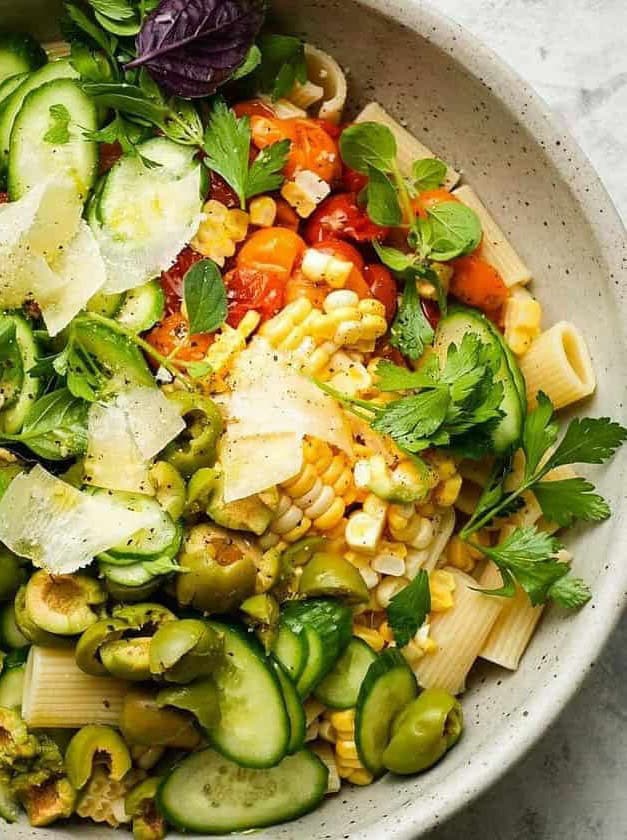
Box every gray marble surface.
[426,1,627,838]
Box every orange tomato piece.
[236,227,306,281]
[250,116,340,182]
[284,270,329,310]
[145,312,214,363]
[450,255,509,315]
[413,188,458,219]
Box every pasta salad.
[0,0,624,835]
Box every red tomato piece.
[145,311,214,363]
[225,267,285,326]
[304,193,389,244]
[342,166,369,193]
[209,171,239,208]
[233,99,277,119]
[421,298,441,330]
[160,247,205,315]
[0,192,9,204]
[363,264,398,321]
[450,255,509,316]
[98,141,123,175]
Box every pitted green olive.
[206,473,279,536]
[149,619,223,683]
[25,571,106,636]
[184,467,218,519]
[176,524,257,613]
[120,687,200,750]
[157,678,220,732]
[111,602,176,631]
[150,461,186,520]
[13,586,71,648]
[240,593,279,652]
[299,552,369,604]
[382,689,463,775]
[162,392,223,478]
[99,636,152,681]
[75,618,129,676]
[125,776,166,840]
[65,725,131,790]
[282,536,327,567]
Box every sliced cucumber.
[0,32,47,83]
[273,623,308,684]
[434,305,525,453]
[0,662,25,710]
[158,748,328,834]
[86,289,124,318]
[98,493,180,559]
[273,659,306,754]
[281,598,352,698]
[0,59,77,174]
[0,313,40,435]
[0,772,20,823]
[8,77,97,201]
[0,604,29,650]
[0,73,27,109]
[355,649,418,777]
[315,637,377,709]
[98,556,174,588]
[116,279,165,333]
[206,621,290,768]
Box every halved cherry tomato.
[421,298,441,330]
[0,192,8,204]
[374,339,407,367]
[145,311,214,363]
[160,247,205,315]
[209,171,239,208]
[250,116,340,182]
[363,264,397,321]
[313,239,371,298]
[342,166,368,193]
[236,227,306,281]
[274,197,300,232]
[99,141,123,175]
[305,193,389,244]
[284,270,328,310]
[233,99,276,119]
[312,118,342,140]
[413,188,458,219]
[450,255,509,316]
[225,267,284,327]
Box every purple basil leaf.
[126,0,264,98]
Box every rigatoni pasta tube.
[355,102,460,188]
[453,185,532,287]
[303,44,347,124]
[519,321,596,409]
[480,579,543,670]
[22,647,128,728]
[411,567,503,694]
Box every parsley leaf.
[374,359,438,392]
[44,104,72,145]
[247,139,291,199]
[546,416,627,469]
[413,157,447,191]
[256,35,307,101]
[390,278,434,360]
[387,569,431,647]
[183,259,227,334]
[371,389,450,452]
[548,575,592,609]
[522,391,559,478]
[533,477,611,527]
[366,166,402,225]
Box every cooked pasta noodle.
[303,44,348,124]
[519,321,596,409]
[480,576,544,670]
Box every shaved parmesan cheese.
[114,387,185,460]
[221,431,304,503]
[0,465,161,573]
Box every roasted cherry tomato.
[274,197,300,232]
[312,118,342,139]
[209,171,239,208]
[412,188,458,219]
[250,116,340,182]
[160,247,205,315]
[145,311,214,362]
[284,271,328,309]
[421,298,441,330]
[233,99,276,119]
[304,193,389,244]
[98,141,123,175]
[363,264,397,321]
[342,166,369,193]
[225,266,285,326]
[450,254,509,316]
[236,227,306,281]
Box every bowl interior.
[4,0,627,837]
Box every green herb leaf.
[390,278,434,361]
[186,361,213,379]
[412,157,447,191]
[63,2,118,61]
[230,44,262,81]
[387,569,431,648]
[88,0,135,22]
[183,259,227,334]
[422,202,482,262]
[0,389,89,461]
[0,320,23,408]
[533,477,611,527]
[545,416,627,470]
[69,41,115,82]
[374,359,438,392]
[522,391,559,478]
[44,104,72,145]
[247,139,291,199]
[203,97,252,208]
[372,389,450,452]
[548,575,592,609]
[339,122,397,174]
[373,242,416,273]
[366,166,402,225]
[256,34,307,100]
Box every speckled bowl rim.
[348,1,627,837]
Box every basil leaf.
[184,260,227,335]
[424,202,482,261]
[366,166,402,226]
[412,157,447,191]
[339,122,397,174]
[1,389,89,461]
[373,242,416,273]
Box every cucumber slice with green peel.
[0,772,20,823]
[0,59,77,175]
[158,748,328,834]
[86,289,124,318]
[0,32,47,83]
[0,604,29,650]
[0,662,25,710]
[273,624,308,683]
[97,492,180,559]
[355,649,418,777]
[116,279,165,333]
[206,621,290,769]
[294,625,324,698]
[434,305,525,453]
[8,77,98,201]
[272,659,306,754]
[0,314,40,435]
[314,637,377,709]
[0,73,28,109]
[98,556,175,588]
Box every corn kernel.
[446,536,475,573]
[202,199,230,223]
[371,542,407,577]
[352,624,385,652]
[336,739,359,761]
[346,768,374,785]
[301,248,353,288]
[224,208,249,241]
[429,569,456,612]
[318,719,337,743]
[249,196,277,227]
[504,286,542,356]
[433,474,463,507]
[345,510,385,553]
[329,709,355,734]
[281,170,330,218]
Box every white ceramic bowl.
[6,0,627,837]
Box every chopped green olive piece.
[125,777,166,840]
[162,392,223,478]
[157,678,220,732]
[184,467,218,518]
[120,687,201,750]
[18,776,77,827]
[240,593,280,652]
[75,618,129,676]
[299,552,369,604]
[65,725,132,790]
[0,547,25,602]
[176,524,257,613]
[99,636,152,681]
[206,472,279,535]
[150,461,186,520]
[282,536,327,567]
[382,688,463,775]
[149,619,223,684]
[13,586,71,648]
[111,602,176,631]
[0,707,38,767]
[25,571,106,636]
[254,547,284,594]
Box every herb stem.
[391,162,414,227]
